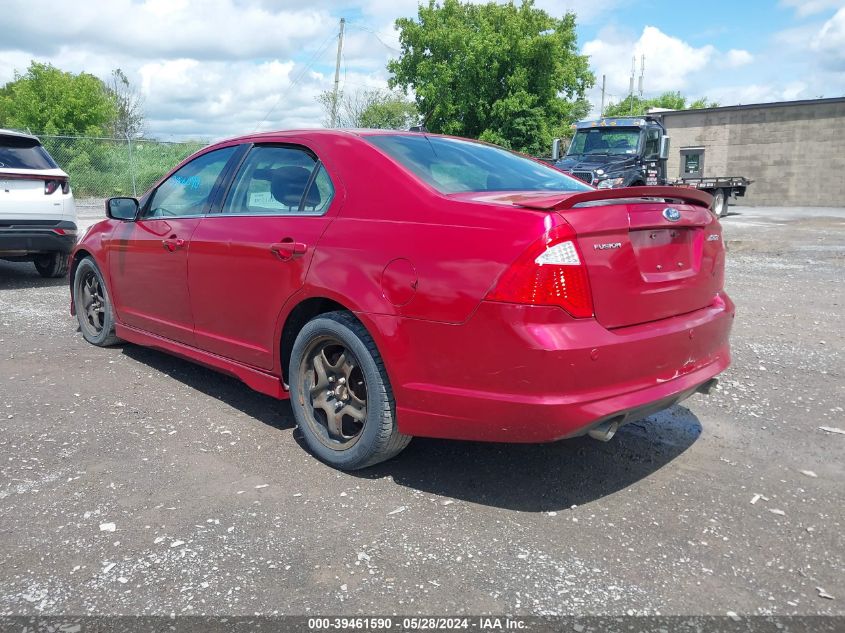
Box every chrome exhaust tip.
[588,417,621,442]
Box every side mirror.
[659,135,671,160]
[106,197,139,221]
[551,138,562,161]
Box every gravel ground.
[0,205,842,617]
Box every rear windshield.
[0,135,58,169]
[366,134,592,194]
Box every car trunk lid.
[0,168,69,218]
[508,187,724,328]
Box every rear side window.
[0,135,58,169]
[222,145,334,215]
[366,134,592,194]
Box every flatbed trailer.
[669,176,753,217]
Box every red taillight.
[486,222,594,318]
[44,178,69,195]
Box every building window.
[680,147,705,178]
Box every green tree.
[688,96,720,110]
[0,61,117,135]
[603,91,718,117]
[359,93,419,129]
[387,0,593,155]
[318,88,418,129]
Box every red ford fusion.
[70,130,733,469]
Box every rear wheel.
[73,257,120,346]
[711,188,728,217]
[33,252,69,278]
[289,311,410,470]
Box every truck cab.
[554,117,670,189]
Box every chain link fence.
[36,134,208,199]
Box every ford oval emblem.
[663,207,681,222]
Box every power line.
[347,22,402,54]
[254,32,338,131]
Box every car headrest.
[486,173,506,190]
[270,166,321,209]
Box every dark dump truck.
[552,116,751,217]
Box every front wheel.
[289,311,410,470]
[73,257,121,346]
[34,252,69,278]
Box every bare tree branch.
[107,68,145,138]
[317,88,418,130]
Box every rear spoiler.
[513,186,713,211]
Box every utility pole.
[629,56,635,114]
[330,17,346,128]
[600,74,606,117]
[638,54,645,97]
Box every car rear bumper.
[368,294,734,443]
[0,220,77,256]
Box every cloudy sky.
[1,0,844,140]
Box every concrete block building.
[658,97,845,206]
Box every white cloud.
[0,0,332,61]
[814,6,845,69]
[583,25,716,110]
[0,1,375,139]
[780,0,845,18]
[707,81,811,106]
[0,0,624,139]
[724,49,754,67]
[580,19,845,117]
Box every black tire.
[289,311,411,470]
[72,257,121,347]
[33,252,69,278]
[712,189,728,218]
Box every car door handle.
[270,239,308,261]
[162,237,185,252]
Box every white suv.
[0,129,77,277]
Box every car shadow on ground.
[121,345,295,433]
[335,406,701,512]
[0,260,68,289]
[120,343,702,513]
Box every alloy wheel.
[79,271,106,335]
[299,337,368,450]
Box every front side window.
[643,129,660,160]
[143,146,236,218]
[222,145,334,215]
[366,135,592,194]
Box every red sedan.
[70,130,733,469]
